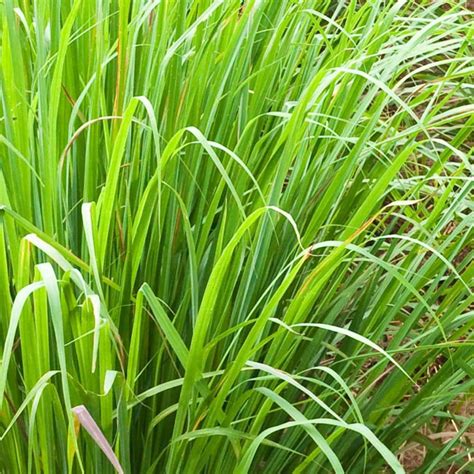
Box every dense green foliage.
[0,0,473,472]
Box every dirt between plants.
[399,397,473,472]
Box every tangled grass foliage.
[0,0,472,472]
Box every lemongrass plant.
[0,0,473,472]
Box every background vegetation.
[0,0,472,472]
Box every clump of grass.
[0,0,472,472]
